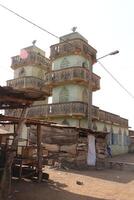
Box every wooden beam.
[0,108,28,200]
[0,105,28,109]
[37,124,42,183]
[0,95,33,104]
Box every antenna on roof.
[71,27,77,33]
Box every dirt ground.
[11,153,134,200]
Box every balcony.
[44,67,100,91]
[92,106,99,119]
[28,104,128,127]
[5,103,128,128]
[92,73,100,91]
[28,101,88,118]
[7,76,51,96]
[50,38,96,62]
[6,101,99,119]
[11,52,50,69]
[98,109,128,127]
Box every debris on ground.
[76,181,84,185]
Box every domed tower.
[45,31,100,128]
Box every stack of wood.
[95,136,107,169]
[29,126,107,169]
[29,126,75,167]
[76,137,88,167]
[21,146,37,158]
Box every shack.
[29,125,108,169]
[0,85,48,200]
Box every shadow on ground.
[12,179,108,200]
[55,167,134,184]
[54,153,134,184]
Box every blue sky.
[0,0,134,128]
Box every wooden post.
[87,85,92,129]
[37,124,42,183]
[0,135,2,144]
[0,108,28,200]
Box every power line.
[0,3,59,39]
[0,3,73,47]
[98,61,134,99]
[1,2,134,100]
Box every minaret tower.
[7,43,51,101]
[45,30,100,128]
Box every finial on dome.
[71,27,77,33]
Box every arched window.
[59,87,69,102]
[19,67,25,77]
[103,124,107,132]
[118,128,122,145]
[82,60,88,68]
[82,88,88,103]
[124,130,128,146]
[111,126,114,145]
[107,133,111,145]
[62,119,70,126]
[60,57,70,69]
[92,122,97,130]
[111,126,118,145]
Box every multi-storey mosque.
[7,31,129,157]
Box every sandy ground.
[11,153,134,200]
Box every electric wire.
[98,61,134,99]
[0,2,134,100]
[0,3,59,39]
[0,3,73,46]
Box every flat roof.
[0,86,47,109]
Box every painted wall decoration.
[60,57,70,68]
[19,67,26,77]
[82,88,88,103]
[59,86,69,102]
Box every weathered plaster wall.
[51,117,80,127]
[14,66,45,79]
[52,55,92,71]
[110,145,128,155]
[95,120,129,155]
[52,84,89,103]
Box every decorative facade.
[7,45,51,101]
[7,31,129,156]
[47,32,100,128]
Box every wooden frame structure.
[0,86,109,200]
[0,116,57,176]
[0,86,49,200]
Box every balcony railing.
[92,106,99,119]
[7,76,49,94]
[11,52,50,69]
[92,73,100,91]
[50,38,97,62]
[45,67,100,91]
[98,109,128,127]
[6,103,128,127]
[28,101,88,117]
[28,104,128,127]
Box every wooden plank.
[0,108,28,200]
[44,144,59,152]
[0,95,32,104]
[37,125,42,183]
